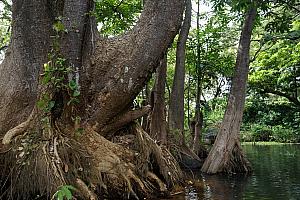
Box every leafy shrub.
[241,124,272,142]
[52,185,76,200]
[241,123,300,143]
[271,125,299,143]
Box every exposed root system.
[223,142,252,174]
[201,138,252,174]
[0,119,183,200]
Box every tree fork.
[0,0,185,199]
[87,0,185,131]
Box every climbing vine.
[37,18,81,131]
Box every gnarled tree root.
[2,107,36,145]
[0,121,183,200]
[84,124,183,198]
[223,141,252,173]
[201,139,252,174]
[76,178,97,200]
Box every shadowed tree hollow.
[0,0,185,199]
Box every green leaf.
[41,116,50,123]
[73,90,80,97]
[37,100,46,109]
[68,80,77,91]
[65,185,76,191]
[54,185,75,200]
[67,98,80,106]
[75,128,85,136]
[53,21,65,33]
[48,101,55,110]
[56,191,64,200]
[42,74,51,84]
[61,187,72,200]
[43,62,50,71]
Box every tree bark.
[0,0,53,136]
[192,0,204,155]
[192,110,203,154]
[0,0,185,199]
[87,0,185,131]
[201,6,257,174]
[169,0,192,144]
[149,55,168,144]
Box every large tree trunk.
[168,0,191,145]
[201,6,257,174]
[0,0,185,199]
[0,0,53,136]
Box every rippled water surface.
[167,144,300,200]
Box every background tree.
[202,2,257,174]
[169,0,192,145]
[182,3,237,149]
[241,2,300,143]
[149,55,168,144]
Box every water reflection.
[167,144,300,200]
[202,174,249,200]
[184,185,199,200]
[242,144,300,200]
[167,173,250,200]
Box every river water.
[168,144,300,200]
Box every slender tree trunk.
[0,0,185,199]
[149,55,168,144]
[187,76,191,128]
[141,84,150,130]
[192,110,203,154]
[201,6,257,174]
[169,0,191,145]
[192,0,204,154]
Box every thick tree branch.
[100,105,151,134]
[263,88,300,106]
[88,0,185,130]
[61,0,90,75]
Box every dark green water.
[170,144,300,200]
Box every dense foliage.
[0,0,11,59]
[94,0,142,35]
[0,0,299,144]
